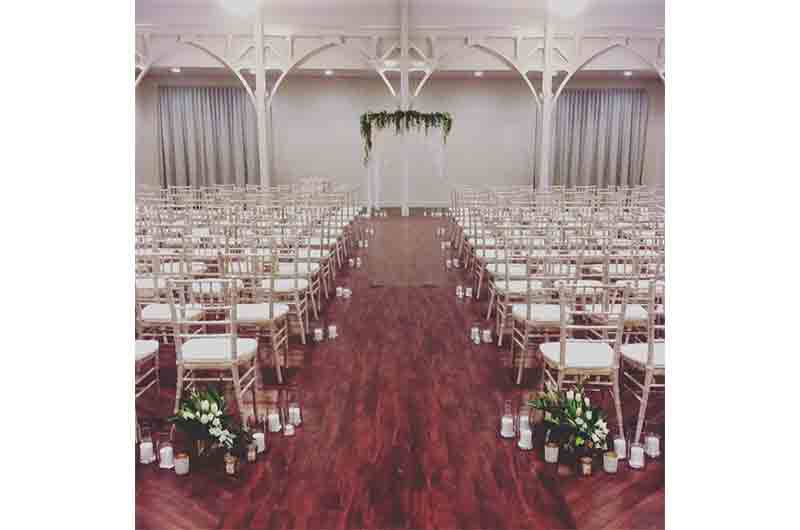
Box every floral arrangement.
[530,384,610,454]
[359,110,453,165]
[169,387,249,453]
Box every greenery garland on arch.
[359,110,453,165]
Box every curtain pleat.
[548,88,649,187]
[158,86,259,187]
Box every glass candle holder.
[445,258,452,270]
[343,288,352,299]
[348,258,354,267]
[465,286,473,298]
[579,456,593,477]
[471,322,480,344]
[288,401,302,427]
[644,432,661,458]
[456,285,464,299]
[158,440,175,469]
[453,258,460,268]
[313,326,324,342]
[139,429,155,464]
[224,452,240,476]
[544,442,560,464]
[500,400,515,439]
[253,431,266,454]
[247,442,257,463]
[267,406,282,433]
[482,328,493,344]
[328,324,338,339]
[613,434,628,461]
[356,257,362,268]
[518,405,532,434]
[174,453,190,475]
[603,451,618,474]
[629,442,646,469]
[336,286,343,297]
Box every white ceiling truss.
[135,26,665,108]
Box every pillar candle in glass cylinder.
[365,240,369,248]
[313,327,324,342]
[336,286,343,297]
[456,285,464,299]
[644,433,661,458]
[283,422,296,437]
[348,258,354,267]
[579,456,593,477]
[465,287,473,298]
[343,288,352,299]
[445,258,452,270]
[453,258,460,268]
[174,453,190,475]
[356,257,362,268]
[629,443,646,469]
[603,451,618,473]
[139,440,155,464]
[158,442,174,469]
[613,435,627,460]
[544,442,560,464]
[267,408,282,433]
[482,329,492,343]
[518,428,533,450]
[328,324,338,339]
[288,402,302,426]
[253,432,266,453]
[500,400,515,438]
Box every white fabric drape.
[157,86,259,187]
[548,88,649,187]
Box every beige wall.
[135,75,665,202]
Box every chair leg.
[612,370,625,439]
[174,364,185,414]
[486,288,495,320]
[231,364,248,426]
[515,328,527,385]
[634,369,654,444]
[250,357,259,422]
[272,322,284,385]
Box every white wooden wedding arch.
[136,0,664,212]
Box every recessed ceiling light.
[324,69,334,76]
[474,71,484,77]
[623,70,633,77]
[169,67,181,73]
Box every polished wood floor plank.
[136,216,664,530]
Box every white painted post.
[539,16,554,190]
[400,0,410,216]
[254,2,271,187]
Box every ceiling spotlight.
[324,69,334,76]
[474,71,484,77]
[623,70,633,77]
[169,67,181,73]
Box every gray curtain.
[544,88,649,187]
[157,86,260,187]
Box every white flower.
[592,433,600,443]
[597,419,607,430]
[586,410,592,420]
[201,400,210,412]
[575,417,584,426]
[566,390,574,400]
[210,402,219,414]
[584,397,590,406]
[576,408,582,417]
[182,410,195,420]
[215,409,222,417]
[575,393,581,403]
[213,417,221,427]
[200,414,209,424]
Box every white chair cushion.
[191,279,244,294]
[236,303,290,323]
[135,339,159,361]
[511,304,564,324]
[495,279,543,293]
[141,303,203,322]
[553,279,603,289]
[586,304,648,321]
[487,263,527,275]
[160,261,208,274]
[180,337,258,362]
[621,342,665,367]
[615,279,665,290]
[263,278,310,291]
[279,262,319,274]
[540,340,615,368]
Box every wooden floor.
[135,216,664,530]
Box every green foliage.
[360,110,454,165]
[168,386,241,450]
[529,383,611,454]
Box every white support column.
[254,3,271,187]
[400,0,410,216]
[539,15,554,190]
